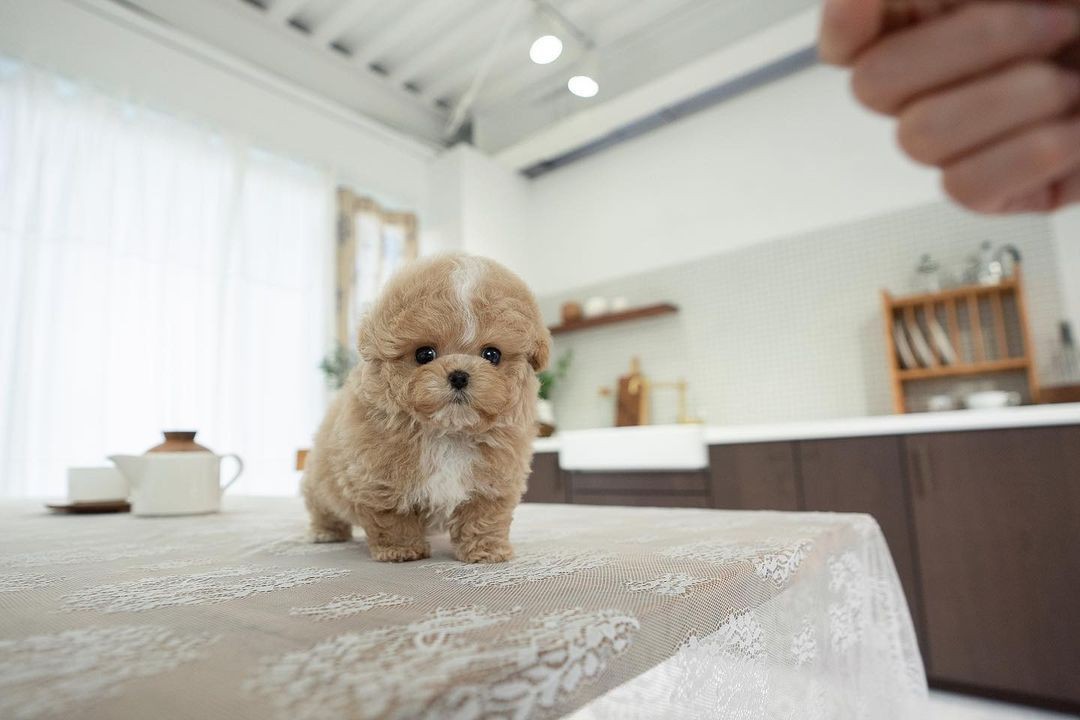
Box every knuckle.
[850,59,894,114]
[942,169,988,211]
[897,104,945,165]
[961,4,1031,48]
[1018,63,1072,110]
[1029,127,1070,168]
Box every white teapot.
[110,451,243,516]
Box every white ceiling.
[117,0,817,157]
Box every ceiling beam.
[310,0,377,45]
[386,0,492,84]
[418,7,533,103]
[267,0,309,24]
[492,7,820,169]
[351,0,446,69]
[431,0,602,107]
[473,0,702,112]
[116,0,446,142]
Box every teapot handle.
[220,454,244,493]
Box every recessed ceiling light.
[567,74,598,98]
[529,34,563,65]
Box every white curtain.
[0,57,334,497]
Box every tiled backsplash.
[539,202,1065,429]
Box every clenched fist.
[820,0,1080,213]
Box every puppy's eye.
[481,347,501,365]
[415,346,437,365]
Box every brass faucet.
[599,373,702,425]
[651,378,702,425]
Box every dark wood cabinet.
[522,452,566,503]
[906,427,1080,706]
[709,442,799,510]
[567,470,710,508]
[798,437,927,658]
[528,426,1080,710]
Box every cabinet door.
[906,427,1080,705]
[799,437,927,658]
[522,453,565,503]
[708,442,799,510]
[567,471,710,508]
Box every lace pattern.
[0,497,925,719]
[424,550,614,587]
[0,625,217,720]
[62,566,350,613]
[247,606,638,720]
[289,592,414,620]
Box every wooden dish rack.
[882,270,1039,413]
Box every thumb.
[819,0,886,65]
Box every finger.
[820,0,885,65]
[852,2,1080,114]
[1051,169,1080,209]
[898,63,1080,165]
[942,118,1080,212]
[994,186,1058,213]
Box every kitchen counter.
[533,403,1080,452]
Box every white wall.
[1051,208,1080,334]
[0,0,433,211]
[517,64,945,296]
[425,144,531,270]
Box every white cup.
[67,467,129,503]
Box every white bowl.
[963,390,1020,410]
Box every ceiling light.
[567,74,598,97]
[529,34,563,64]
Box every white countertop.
[533,403,1080,452]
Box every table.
[0,497,926,719]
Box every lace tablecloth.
[0,497,926,719]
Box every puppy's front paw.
[369,542,431,563]
[309,525,352,543]
[455,540,514,564]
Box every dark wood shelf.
[548,303,678,335]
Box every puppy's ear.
[529,328,552,371]
[356,313,378,362]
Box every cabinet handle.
[910,445,932,498]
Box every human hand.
[820,0,1080,213]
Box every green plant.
[537,350,572,400]
[319,342,358,390]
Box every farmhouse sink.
[557,425,708,472]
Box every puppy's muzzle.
[447,370,470,391]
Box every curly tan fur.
[302,254,550,563]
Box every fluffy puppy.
[302,254,550,564]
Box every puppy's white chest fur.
[404,435,477,518]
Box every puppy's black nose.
[448,370,470,390]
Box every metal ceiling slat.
[385,0,491,84]
[267,0,310,22]
[310,0,378,45]
[350,0,447,69]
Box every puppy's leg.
[303,482,353,543]
[361,510,430,563]
[449,494,516,564]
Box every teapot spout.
[108,455,145,488]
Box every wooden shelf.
[882,271,1040,413]
[897,357,1029,381]
[889,279,1018,308]
[548,303,678,335]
